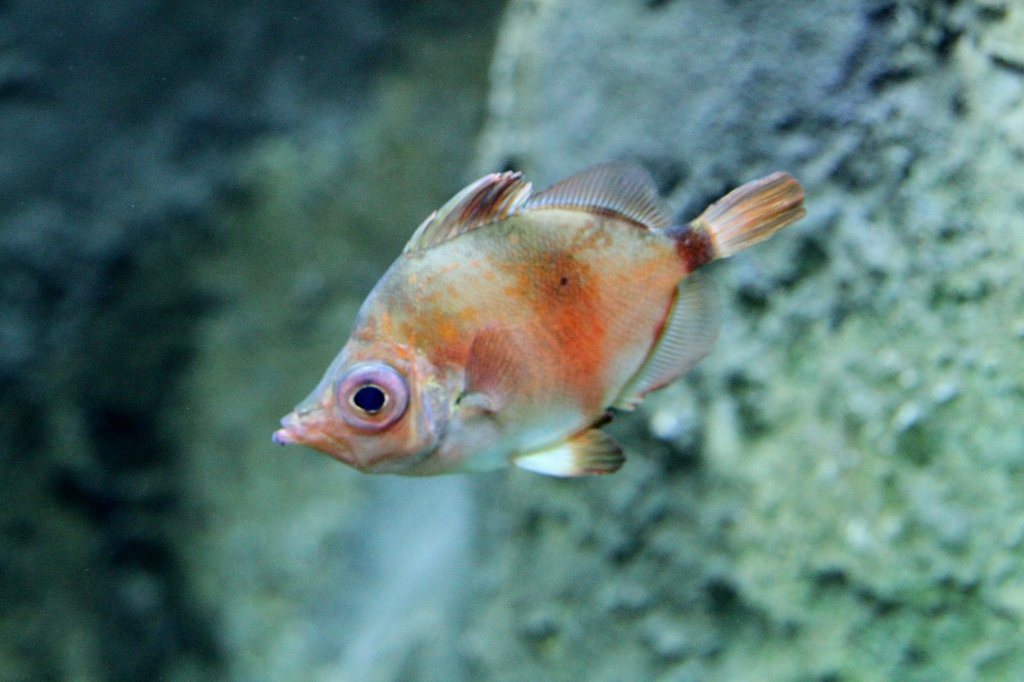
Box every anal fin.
[513,428,624,477]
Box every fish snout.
[272,410,360,466]
[272,412,304,446]
[272,426,296,446]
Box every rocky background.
[2,0,1022,680]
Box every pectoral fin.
[461,326,524,415]
[514,428,625,477]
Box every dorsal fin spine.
[402,161,678,254]
[403,172,532,253]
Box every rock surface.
[466,1,1024,680]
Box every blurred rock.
[0,1,501,680]
[175,2,504,681]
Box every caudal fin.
[694,172,805,258]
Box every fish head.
[273,341,451,474]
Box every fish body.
[274,162,805,477]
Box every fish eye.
[335,362,408,431]
[351,384,387,414]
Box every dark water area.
[2,1,1023,680]
[1,2,498,679]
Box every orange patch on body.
[519,244,609,413]
[431,317,461,350]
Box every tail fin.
[694,172,805,258]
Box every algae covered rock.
[462,1,1024,680]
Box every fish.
[272,161,805,477]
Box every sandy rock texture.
[464,1,1024,680]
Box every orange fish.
[273,162,805,476]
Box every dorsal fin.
[524,161,672,229]
[404,172,532,253]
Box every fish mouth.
[272,426,297,446]
[272,412,304,446]
[272,411,356,463]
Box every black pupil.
[352,385,386,413]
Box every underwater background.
[2,0,1023,680]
